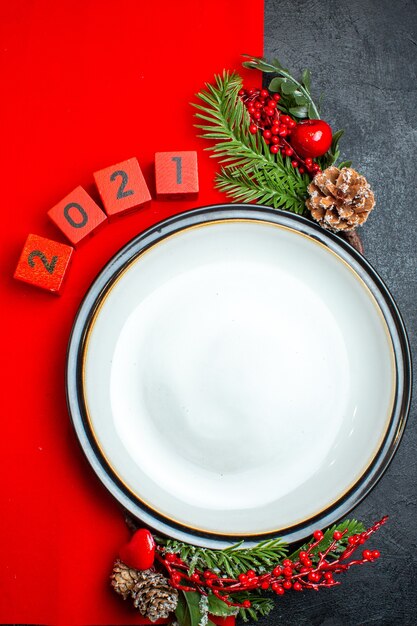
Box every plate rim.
[66,204,412,548]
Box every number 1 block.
[48,186,107,246]
[93,157,151,218]
[155,151,199,198]
[14,234,73,295]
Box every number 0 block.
[14,234,73,295]
[48,186,107,246]
[155,151,199,198]
[93,157,151,217]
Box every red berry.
[254,111,261,120]
[268,99,276,108]
[238,89,246,97]
[283,567,293,578]
[165,552,176,563]
[362,550,372,560]
[204,570,213,579]
[300,566,309,573]
[263,130,272,140]
[191,573,200,582]
[271,135,280,144]
[282,559,293,567]
[248,88,256,95]
[308,571,320,582]
[255,101,263,109]
[324,572,334,580]
[299,167,305,174]
[288,118,297,128]
[247,569,256,578]
[281,115,291,125]
[372,550,381,560]
[248,105,255,114]
[273,93,281,101]
[270,145,279,154]
[312,163,320,172]
[348,536,357,545]
[289,119,332,158]
[272,566,282,577]
[285,147,294,156]
[260,89,269,98]
[283,580,292,589]
[333,531,343,541]
[242,600,251,608]
[118,528,156,570]
[272,583,285,595]
[301,558,312,568]
[305,157,313,167]
[264,107,274,116]
[278,126,288,137]
[261,581,270,590]
[294,582,302,591]
[249,124,258,134]
[271,124,280,135]
[299,551,308,560]
[313,530,324,541]
[291,160,298,168]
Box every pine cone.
[306,166,375,232]
[132,569,178,622]
[111,559,140,600]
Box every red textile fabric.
[0,1,263,624]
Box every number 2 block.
[93,157,151,218]
[155,151,199,198]
[48,186,107,246]
[14,234,73,295]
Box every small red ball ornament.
[118,528,156,570]
[289,119,332,158]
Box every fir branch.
[155,536,288,579]
[233,592,275,623]
[215,163,308,214]
[194,71,309,212]
[290,519,366,564]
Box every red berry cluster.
[238,87,321,176]
[156,517,387,609]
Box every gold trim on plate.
[81,219,396,536]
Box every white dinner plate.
[66,205,411,547]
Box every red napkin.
[0,1,263,624]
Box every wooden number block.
[48,186,107,246]
[14,234,73,295]
[93,157,151,217]
[155,151,199,198]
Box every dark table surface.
[260,0,417,624]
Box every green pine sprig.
[156,536,288,579]
[193,70,310,213]
[290,518,366,564]
[234,591,275,623]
